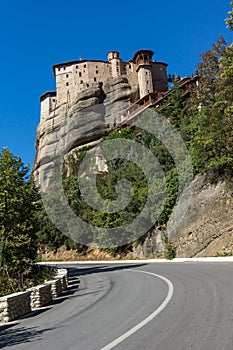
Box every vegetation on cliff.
[226,0,233,30]
[54,36,232,255]
[190,37,233,177]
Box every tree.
[196,36,226,108]
[207,43,233,175]
[0,148,39,290]
[36,196,79,252]
[160,78,189,132]
[226,0,233,30]
[190,38,233,176]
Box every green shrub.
[165,242,176,260]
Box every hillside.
[34,41,233,259]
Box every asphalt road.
[1,262,233,350]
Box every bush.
[0,264,56,297]
[164,242,176,260]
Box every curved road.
[1,262,233,349]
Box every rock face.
[170,174,233,257]
[132,174,233,258]
[33,77,135,189]
[132,227,166,258]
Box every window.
[80,80,83,84]
[63,67,66,70]
[66,82,69,86]
[84,64,86,68]
[79,72,82,77]
[86,83,89,87]
[94,77,97,82]
[76,65,79,69]
[58,67,61,71]
[96,70,98,74]
[66,74,69,78]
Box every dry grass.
[41,245,136,262]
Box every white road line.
[100,269,174,350]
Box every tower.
[40,91,57,122]
[107,51,122,78]
[132,50,154,98]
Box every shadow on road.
[65,263,147,277]
[0,325,55,348]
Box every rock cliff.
[170,174,233,257]
[133,174,233,258]
[33,77,136,188]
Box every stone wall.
[0,268,68,323]
[46,278,63,299]
[56,268,68,290]
[0,292,31,323]
[27,284,52,309]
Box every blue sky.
[0,0,232,169]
